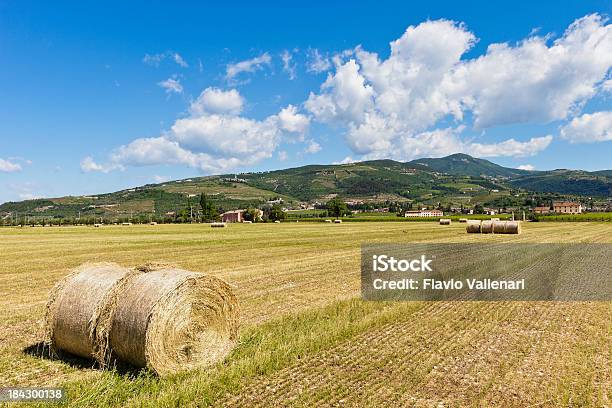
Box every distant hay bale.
[242,220,253,224]
[325,220,332,223]
[274,220,281,223]
[45,263,140,364]
[334,219,342,223]
[459,218,468,223]
[492,220,507,233]
[480,220,493,234]
[149,222,158,226]
[491,218,500,221]
[121,222,132,226]
[466,220,481,233]
[439,219,451,225]
[94,223,102,228]
[502,221,521,234]
[211,222,226,228]
[109,268,239,375]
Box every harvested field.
[0,222,610,407]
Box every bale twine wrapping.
[466,220,481,233]
[108,268,239,375]
[480,220,494,234]
[439,219,451,225]
[45,263,140,364]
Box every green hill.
[1,154,610,222]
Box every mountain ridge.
[1,154,610,221]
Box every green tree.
[243,208,260,222]
[199,192,218,222]
[327,198,350,218]
[268,204,285,222]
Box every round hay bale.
[325,219,332,223]
[210,222,226,228]
[459,218,468,223]
[492,220,507,233]
[439,219,451,225]
[466,220,481,233]
[334,219,342,224]
[45,263,140,364]
[109,268,239,375]
[504,221,521,234]
[480,220,493,234]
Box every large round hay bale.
[439,219,451,225]
[492,220,507,233]
[480,220,493,234]
[504,221,521,234]
[466,220,481,233]
[45,263,139,363]
[459,218,468,223]
[108,268,239,375]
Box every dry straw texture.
[109,267,240,375]
[480,220,494,234]
[45,263,139,364]
[466,220,481,233]
[439,219,452,225]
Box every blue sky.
[0,1,611,203]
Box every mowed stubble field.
[0,222,610,407]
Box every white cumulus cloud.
[190,87,244,116]
[305,15,611,160]
[560,111,612,143]
[80,89,314,174]
[277,104,310,135]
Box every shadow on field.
[23,342,145,377]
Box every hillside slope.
[1,154,610,220]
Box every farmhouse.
[534,206,551,214]
[404,209,444,218]
[221,210,243,223]
[221,209,264,223]
[553,201,582,214]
